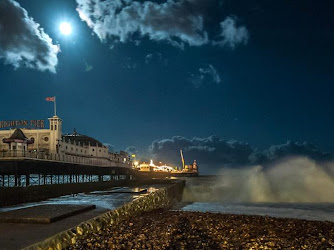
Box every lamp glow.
[59,22,72,35]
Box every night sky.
[1,0,333,173]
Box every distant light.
[59,22,72,35]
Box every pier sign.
[0,120,45,129]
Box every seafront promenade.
[0,179,185,249]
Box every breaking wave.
[183,157,334,202]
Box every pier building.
[0,116,131,168]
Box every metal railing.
[0,150,132,168]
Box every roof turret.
[2,129,34,144]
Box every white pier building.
[0,116,131,168]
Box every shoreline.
[68,209,334,249]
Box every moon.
[59,22,72,36]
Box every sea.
[176,165,334,223]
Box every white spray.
[183,157,334,203]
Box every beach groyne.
[0,179,182,207]
[23,180,185,250]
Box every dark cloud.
[0,0,59,72]
[149,135,253,170]
[256,141,333,163]
[189,64,221,87]
[148,136,334,173]
[76,0,248,48]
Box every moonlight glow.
[59,22,72,35]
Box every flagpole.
[54,96,57,116]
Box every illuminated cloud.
[126,146,138,155]
[76,0,248,49]
[215,16,249,49]
[0,0,59,72]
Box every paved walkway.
[0,185,162,250]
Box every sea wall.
[24,180,185,250]
[0,179,181,207]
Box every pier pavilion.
[0,116,133,187]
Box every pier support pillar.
[25,174,30,186]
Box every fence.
[0,150,131,168]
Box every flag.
[46,96,55,102]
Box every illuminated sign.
[0,120,45,129]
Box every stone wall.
[0,179,181,207]
[23,180,185,250]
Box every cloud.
[214,16,249,49]
[0,0,59,72]
[122,57,137,69]
[76,0,248,49]
[189,64,221,87]
[103,143,115,152]
[253,141,333,164]
[84,60,93,72]
[125,146,137,155]
[148,136,334,173]
[149,135,253,170]
[145,52,167,65]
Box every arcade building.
[0,116,131,167]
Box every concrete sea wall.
[23,180,185,250]
[0,179,181,207]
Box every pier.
[0,154,133,188]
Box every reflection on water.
[0,185,161,213]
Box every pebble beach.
[68,209,334,249]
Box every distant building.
[0,116,130,167]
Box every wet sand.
[68,209,334,249]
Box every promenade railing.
[0,150,131,168]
